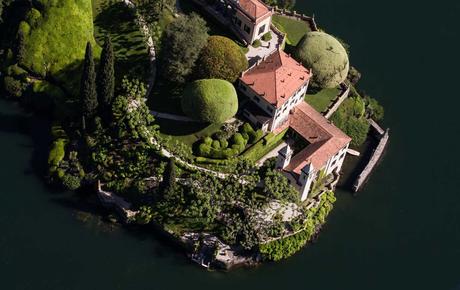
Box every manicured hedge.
[295,31,349,88]
[181,79,238,123]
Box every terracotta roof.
[240,50,311,108]
[286,102,351,174]
[237,0,271,20]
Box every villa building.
[223,0,273,44]
[239,49,352,201]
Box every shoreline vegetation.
[0,0,388,270]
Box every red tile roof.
[286,102,351,174]
[240,50,312,108]
[237,0,272,21]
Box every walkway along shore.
[353,122,390,192]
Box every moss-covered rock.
[181,79,238,123]
[295,31,349,88]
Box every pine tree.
[97,36,115,118]
[80,42,98,120]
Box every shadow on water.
[0,105,51,178]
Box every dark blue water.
[1,0,460,289]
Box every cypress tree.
[16,31,25,65]
[80,42,98,120]
[97,36,115,118]
[162,158,177,191]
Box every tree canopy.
[97,36,115,118]
[194,36,248,83]
[16,0,100,95]
[295,31,349,89]
[181,79,238,123]
[161,13,209,83]
[81,42,98,120]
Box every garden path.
[246,29,281,67]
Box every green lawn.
[305,87,340,113]
[242,129,288,163]
[92,0,150,81]
[155,118,224,147]
[272,15,311,46]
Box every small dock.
[352,119,390,192]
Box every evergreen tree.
[97,36,115,118]
[162,158,176,191]
[16,31,25,65]
[80,42,98,120]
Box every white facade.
[276,142,349,201]
[232,7,272,44]
[270,81,309,131]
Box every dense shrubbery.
[259,191,336,261]
[181,79,238,123]
[195,122,264,159]
[263,169,300,203]
[194,36,248,83]
[331,96,369,147]
[295,32,349,88]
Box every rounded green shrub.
[194,36,248,83]
[61,174,81,191]
[181,79,238,123]
[3,76,24,98]
[295,31,349,88]
[212,140,221,149]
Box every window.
[235,18,242,27]
[258,25,266,35]
[244,24,251,34]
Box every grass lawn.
[92,0,149,81]
[272,15,311,47]
[155,118,224,147]
[242,128,288,163]
[305,87,340,113]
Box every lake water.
[1,0,460,289]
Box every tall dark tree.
[97,36,115,118]
[162,158,176,191]
[16,31,25,65]
[161,13,208,83]
[80,42,98,121]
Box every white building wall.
[270,82,309,131]
[233,10,272,44]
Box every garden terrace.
[304,87,341,114]
[272,14,311,47]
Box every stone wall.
[272,6,319,32]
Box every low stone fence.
[272,6,319,32]
[324,83,351,119]
[353,128,390,192]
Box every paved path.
[246,28,281,67]
[256,140,288,166]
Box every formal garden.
[0,0,385,268]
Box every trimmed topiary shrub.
[252,39,262,48]
[262,31,272,42]
[194,36,248,83]
[3,76,24,98]
[181,79,238,123]
[295,31,349,88]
